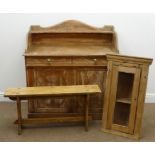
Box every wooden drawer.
[25,57,72,66]
[72,57,107,66]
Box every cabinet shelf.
[116,98,131,104]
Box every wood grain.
[5,84,100,134]
[14,116,92,124]
[30,20,114,33]
[4,85,101,98]
[102,54,152,139]
[25,20,118,119]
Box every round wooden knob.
[94,59,97,62]
[47,58,52,62]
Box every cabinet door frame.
[27,67,76,113]
[108,65,141,134]
[75,67,106,119]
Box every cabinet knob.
[47,58,52,62]
[93,59,97,62]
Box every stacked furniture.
[23,20,152,139]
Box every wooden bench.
[4,85,101,135]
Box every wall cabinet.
[102,54,152,139]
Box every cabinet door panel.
[76,69,106,118]
[27,67,106,119]
[30,68,76,113]
[109,65,140,134]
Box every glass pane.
[113,72,134,126]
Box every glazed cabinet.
[102,54,152,139]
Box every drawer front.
[25,57,72,66]
[25,57,107,66]
[72,57,107,66]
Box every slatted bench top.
[4,85,101,98]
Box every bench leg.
[16,97,22,135]
[85,94,89,131]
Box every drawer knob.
[47,58,52,62]
[94,59,97,62]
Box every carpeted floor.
[0,102,155,142]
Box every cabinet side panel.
[106,65,119,129]
[134,65,150,139]
[102,61,113,129]
[128,68,141,134]
[26,67,36,112]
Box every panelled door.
[76,68,106,119]
[28,68,75,113]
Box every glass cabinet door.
[108,65,140,134]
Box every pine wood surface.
[14,116,92,124]
[25,20,118,119]
[102,54,153,139]
[4,85,101,98]
[25,46,115,56]
[4,84,101,135]
[21,20,153,139]
[30,20,114,33]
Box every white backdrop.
[0,13,155,102]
